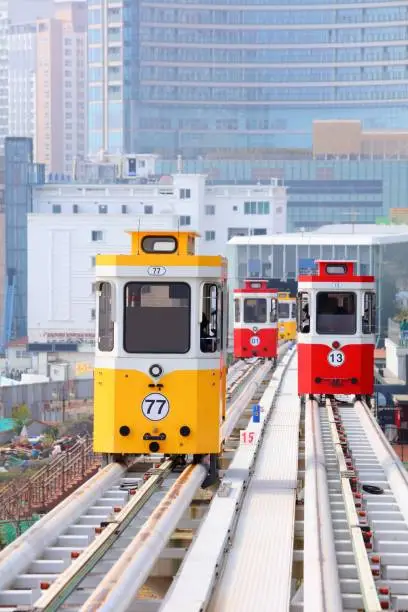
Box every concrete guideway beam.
[304,399,343,612]
[0,463,126,591]
[79,463,207,612]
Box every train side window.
[297,292,310,334]
[278,302,290,320]
[316,292,356,335]
[124,282,190,353]
[363,292,376,334]
[201,283,219,353]
[244,298,266,323]
[291,302,297,320]
[97,282,114,352]
[224,287,229,350]
[270,298,277,323]
[234,298,240,323]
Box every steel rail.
[303,398,343,612]
[327,400,381,612]
[0,462,127,593]
[31,460,174,612]
[80,463,208,612]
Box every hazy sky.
[8,0,71,23]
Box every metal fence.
[0,378,93,420]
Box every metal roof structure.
[228,224,408,247]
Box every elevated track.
[2,343,408,611]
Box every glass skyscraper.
[88,0,408,157]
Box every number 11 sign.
[240,430,258,446]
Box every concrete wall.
[0,377,93,420]
[0,212,4,343]
[385,337,408,383]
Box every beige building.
[36,1,86,176]
[313,120,408,159]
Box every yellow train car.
[93,230,228,485]
[278,292,297,341]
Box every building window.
[52,204,61,213]
[99,204,108,214]
[233,206,238,211]
[121,205,127,214]
[180,188,191,199]
[205,205,215,215]
[73,204,79,213]
[228,228,248,239]
[91,308,96,320]
[244,201,270,215]
[97,282,114,351]
[144,205,153,214]
[180,215,191,226]
[92,230,103,241]
[124,282,190,354]
[91,282,97,293]
[205,231,215,241]
[253,228,267,235]
[91,256,96,267]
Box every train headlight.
[332,341,340,349]
[149,364,163,378]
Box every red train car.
[297,260,376,400]
[233,279,278,362]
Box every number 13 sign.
[240,430,258,445]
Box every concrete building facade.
[32,173,287,256]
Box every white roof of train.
[228,224,408,247]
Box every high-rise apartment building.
[88,0,408,158]
[37,1,87,175]
[0,0,8,152]
[8,24,37,153]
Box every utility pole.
[341,208,362,234]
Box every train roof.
[298,260,374,283]
[234,279,278,294]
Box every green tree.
[11,404,31,433]
[394,309,408,322]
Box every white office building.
[31,173,287,256]
[27,173,287,372]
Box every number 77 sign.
[240,430,258,446]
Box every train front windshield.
[278,302,290,319]
[244,298,267,323]
[124,282,191,353]
[316,292,356,335]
